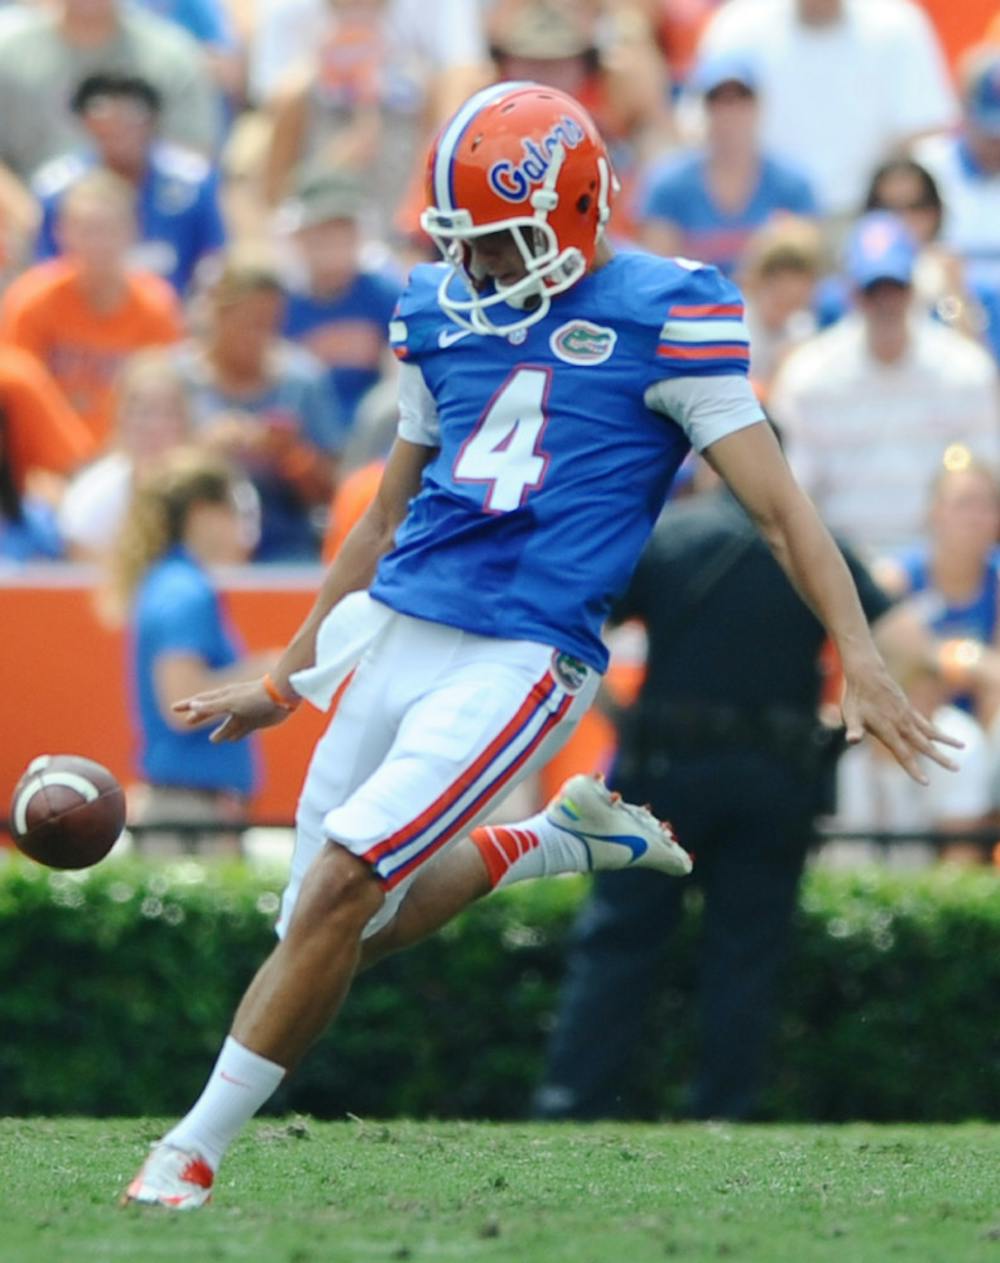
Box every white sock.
[470,809,589,889]
[163,1036,286,1171]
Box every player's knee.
[296,842,384,934]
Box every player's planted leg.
[122,846,383,1209]
[123,776,689,1208]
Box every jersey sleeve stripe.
[389,316,409,359]
[656,343,750,363]
[668,302,745,318]
[659,318,749,343]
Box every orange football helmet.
[421,82,618,335]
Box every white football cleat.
[546,773,693,877]
[121,1142,214,1210]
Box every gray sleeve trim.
[644,374,766,453]
[396,362,441,447]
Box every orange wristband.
[263,672,300,711]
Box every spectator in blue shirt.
[109,446,265,856]
[33,72,227,295]
[636,53,817,277]
[177,247,344,562]
[876,452,1000,723]
[279,167,401,432]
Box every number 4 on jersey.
[454,367,552,512]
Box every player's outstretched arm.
[703,423,961,784]
[173,438,436,742]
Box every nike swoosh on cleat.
[552,821,649,861]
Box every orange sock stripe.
[471,824,540,888]
[504,828,522,859]
[471,826,507,887]
[511,827,533,859]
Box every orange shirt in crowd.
[0,343,95,490]
[916,0,997,73]
[322,460,386,564]
[0,260,182,447]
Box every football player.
[124,82,957,1208]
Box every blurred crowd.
[4,0,1000,854]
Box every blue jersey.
[372,251,759,672]
[282,268,401,429]
[33,144,227,294]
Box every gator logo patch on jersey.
[551,651,590,693]
[549,320,617,366]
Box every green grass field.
[1,1118,996,1263]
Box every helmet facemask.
[422,144,611,337]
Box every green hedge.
[0,859,997,1121]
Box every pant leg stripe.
[370,690,559,876]
[379,692,573,889]
[362,669,556,866]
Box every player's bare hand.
[841,657,962,784]
[172,678,290,743]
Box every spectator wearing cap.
[32,72,226,295]
[0,0,221,183]
[771,212,1000,556]
[636,53,816,277]
[697,0,957,219]
[914,46,1000,299]
[175,246,344,562]
[815,158,993,358]
[279,168,400,433]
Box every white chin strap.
[421,142,591,337]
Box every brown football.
[9,754,125,869]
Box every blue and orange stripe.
[361,670,571,888]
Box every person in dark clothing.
[533,481,894,1121]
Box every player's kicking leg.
[360,772,692,970]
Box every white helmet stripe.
[433,80,532,212]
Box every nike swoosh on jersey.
[439,327,473,348]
